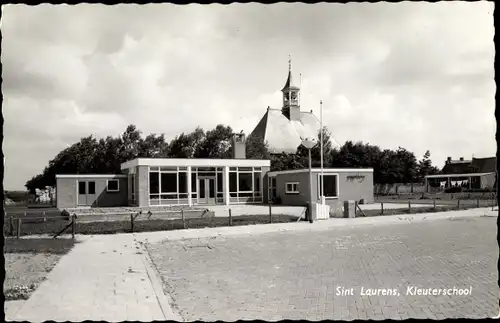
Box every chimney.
[446,157,452,164]
[459,157,464,161]
[231,133,246,159]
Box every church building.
[249,60,322,154]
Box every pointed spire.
[282,55,299,92]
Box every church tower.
[281,56,301,121]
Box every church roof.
[249,108,321,154]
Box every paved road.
[147,216,498,320]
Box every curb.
[134,207,497,244]
[139,242,184,322]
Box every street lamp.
[301,137,317,223]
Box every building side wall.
[337,172,374,203]
[137,165,149,207]
[321,172,374,210]
[95,178,128,207]
[261,166,271,203]
[481,173,496,189]
[274,171,374,209]
[275,172,311,206]
[56,176,128,209]
[56,178,77,209]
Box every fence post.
[181,209,186,229]
[228,209,232,226]
[130,214,134,233]
[408,200,411,213]
[477,198,480,208]
[457,199,460,210]
[381,202,384,215]
[72,214,76,240]
[354,201,358,217]
[269,204,272,223]
[17,218,22,239]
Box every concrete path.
[11,207,497,321]
[209,205,306,217]
[12,234,181,322]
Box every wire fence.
[3,206,304,238]
[356,198,497,218]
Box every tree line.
[25,124,441,193]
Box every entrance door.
[198,178,216,205]
[77,181,97,206]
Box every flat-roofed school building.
[267,168,374,209]
[56,134,271,209]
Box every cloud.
[2,2,495,189]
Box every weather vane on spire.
[288,54,292,71]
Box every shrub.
[445,187,462,193]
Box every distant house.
[425,156,497,192]
[249,61,321,154]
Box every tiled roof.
[441,162,472,174]
[441,156,496,174]
[469,157,496,173]
[249,108,321,154]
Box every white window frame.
[317,173,339,199]
[228,167,263,204]
[107,179,120,192]
[285,182,300,194]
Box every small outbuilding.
[56,174,128,209]
[267,168,374,209]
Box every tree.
[245,135,271,160]
[138,133,169,158]
[395,147,418,184]
[194,125,233,158]
[270,152,307,171]
[118,125,142,162]
[296,127,333,168]
[168,127,205,158]
[417,150,440,182]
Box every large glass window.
[238,173,252,191]
[229,172,237,193]
[149,172,159,194]
[217,173,223,192]
[191,172,197,193]
[161,173,177,193]
[253,173,261,192]
[319,174,338,198]
[178,172,187,193]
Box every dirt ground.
[4,253,62,300]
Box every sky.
[1,2,496,190]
